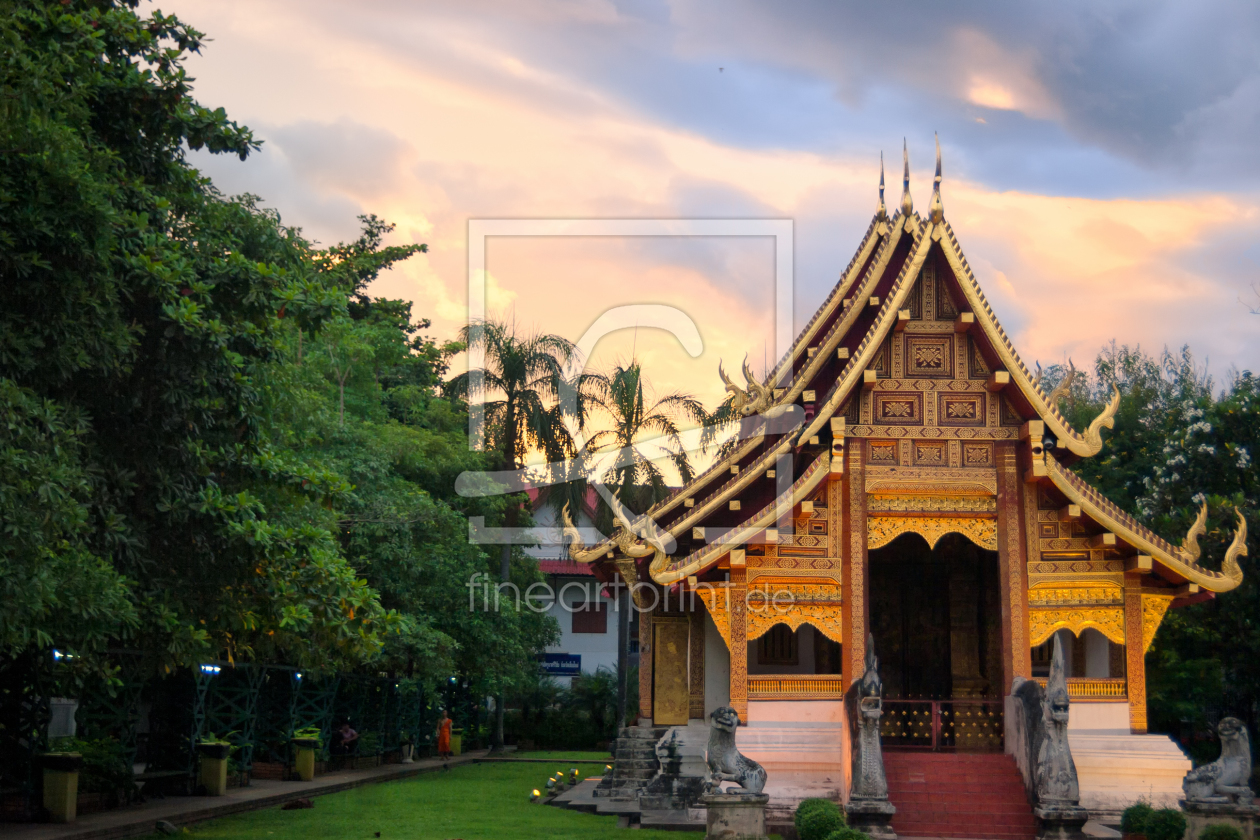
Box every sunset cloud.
[176,0,1260,407]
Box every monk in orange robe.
[436,710,452,759]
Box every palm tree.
[446,318,591,751]
[583,360,708,728]
[585,360,708,525]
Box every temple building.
[567,140,1246,816]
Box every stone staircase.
[884,752,1037,840]
[594,725,668,800]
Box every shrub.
[825,829,870,840]
[797,799,845,840]
[795,798,831,826]
[1199,825,1243,840]
[1122,801,1155,835]
[1144,808,1188,840]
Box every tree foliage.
[0,1,556,692]
[1045,345,1259,743]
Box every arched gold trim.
[747,611,845,645]
[1028,607,1125,646]
[867,516,998,551]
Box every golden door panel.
[653,619,690,726]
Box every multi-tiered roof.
[567,139,1244,597]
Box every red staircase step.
[880,752,1037,840]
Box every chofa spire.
[930,132,944,224]
[899,139,913,217]
[875,152,888,222]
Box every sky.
[172,0,1260,411]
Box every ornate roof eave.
[798,217,937,443]
[761,209,893,391]
[1044,453,1243,593]
[779,211,922,405]
[934,221,1118,458]
[662,435,798,537]
[649,451,832,585]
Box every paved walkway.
[7,750,487,840]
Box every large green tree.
[1049,346,1259,749]
[0,0,397,670]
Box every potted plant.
[291,727,322,782]
[399,731,414,764]
[38,751,83,823]
[196,732,235,796]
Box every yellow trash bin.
[197,743,231,796]
[293,738,320,781]
[40,753,82,823]
[450,729,463,757]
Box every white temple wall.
[704,609,730,717]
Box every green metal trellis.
[203,663,266,785]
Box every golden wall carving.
[1027,584,1124,606]
[867,515,998,550]
[867,494,997,514]
[1028,606,1125,646]
[1141,594,1175,654]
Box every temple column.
[639,605,654,723]
[729,566,748,722]
[996,442,1032,693]
[1123,573,1147,733]
[689,604,706,720]
[842,440,868,688]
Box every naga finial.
[900,139,913,217]
[1180,502,1209,562]
[719,360,749,414]
[1047,359,1078,410]
[929,133,944,224]
[876,152,888,222]
[1223,507,1247,586]
[1080,382,1120,456]
[561,503,605,562]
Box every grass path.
[139,756,678,840]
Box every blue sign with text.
[539,653,581,677]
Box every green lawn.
[143,756,680,840]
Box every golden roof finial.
[899,139,913,217]
[930,132,944,224]
[875,152,888,222]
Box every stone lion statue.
[1183,717,1254,804]
[704,706,767,795]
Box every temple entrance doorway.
[869,531,1004,751]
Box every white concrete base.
[1067,702,1192,813]
[739,701,847,777]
